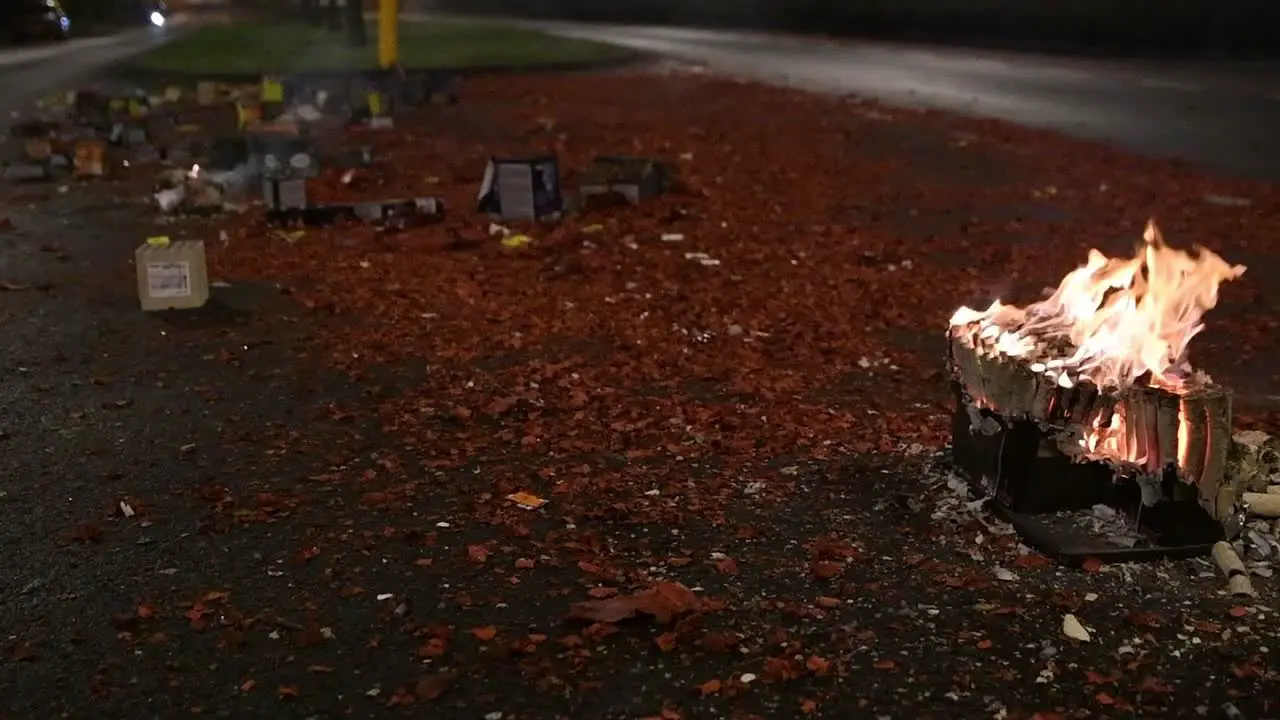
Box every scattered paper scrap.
[1062,613,1091,642]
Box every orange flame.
[949,220,1245,392]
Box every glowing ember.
[949,220,1245,393]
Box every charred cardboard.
[476,156,562,221]
[263,177,307,211]
[951,383,1224,564]
[578,155,674,205]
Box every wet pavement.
[0,20,190,123]
[436,15,1280,180]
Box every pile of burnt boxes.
[231,70,456,225]
[3,120,66,181]
[2,91,140,181]
[217,127,441,227]
[3,118,117,181]
[578,156,674,206]
[4,85,194,182]
[254,69,459,128]
[476,155,677,221]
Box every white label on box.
[496,164,535,220]
[146,261,191,298]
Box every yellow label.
[146,236,171,247]
[367,92,383,116]
[261,77,284,103]
[127,99,146,118]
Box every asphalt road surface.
[504,20,1280,181]
[0,18,191,123]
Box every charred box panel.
[951,382,1224,561]
[951,383,1115,514]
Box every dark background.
[423,0,1280,59]
[26,0,1280,58]
[59,0,153,31]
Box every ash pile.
[947,220,1261,565]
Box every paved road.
[482,19,1280,180]
[0,18,192,122]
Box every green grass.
[130,20,632,74]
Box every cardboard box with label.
[136,238,209,311]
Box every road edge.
[109,48,648,85]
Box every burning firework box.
[476,156,563,221]
[136,238,209,311]
[947,221,1247,561]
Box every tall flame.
[949,220,1245,392]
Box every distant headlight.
[149,10,165,26]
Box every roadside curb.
[108,50,648,86]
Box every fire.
[949,220,1245,393]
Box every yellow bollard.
[378,0,399,69]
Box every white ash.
[1034,504,1145,549]
[930,473,1016,539]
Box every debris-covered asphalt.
[2,65,1280,719]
